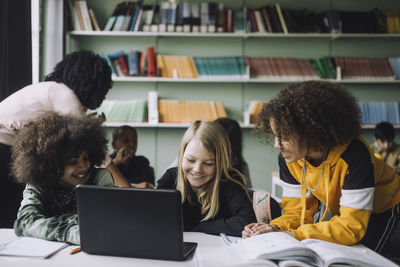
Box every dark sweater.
[110,152,155,185]
[157,168,256,237]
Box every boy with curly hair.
[12,112,114,245]
[242,81,400,261]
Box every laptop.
[76,185,197,261]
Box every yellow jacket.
[270,138,400,245]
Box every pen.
[70,247,81,255]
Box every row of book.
[102,50,399,80]
[158,100,227,123]
[95,100,147,122]
[95,99,400,125]
[67,0,400,34]
[248,101,400,125]
[358,102,400,125]
[95,91,227,123]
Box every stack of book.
[66,1,400,34]
[158,100,227,123]
[388,57,400,79]
[99,47,156,77]
[193,57,247,79]
[247,101,268,124]
[157,55,198,78]
[358,101,400,125]
[334,57,395,80]
[95,100,147,122]
[245,57,318,80]
[66,0,99,31]
[386,11,400,33]
[309,57,337,79]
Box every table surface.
[1,228,398,267]
[0,229,246,267]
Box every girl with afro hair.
[12,112,114,245]
[242,81,400,261]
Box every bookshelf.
[65,0,400,190]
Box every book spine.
[147,47,156,77]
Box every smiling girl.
[242,81,400,262]
[157,120,255,236]
[12,112,114,244]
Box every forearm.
[193,215,255,237]
[106,161,131,187]
[14,208,80,244]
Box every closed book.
[112,2,129,31]
[191,3,201,32]
[88,9,100,31]
[182,2,192,32]
[147,47,157,77]
[129,1,143,31]
[99,53,116,75]
[167,3,177,32]
[159,2,170,32]
[274,3,288,34]
[148,91,159,124]
[128,51,140,76]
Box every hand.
[242,223,279,238]
[134,182,155,189]
[112,148,132,166]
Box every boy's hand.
[113,148,132,166]
[134,182,155,189]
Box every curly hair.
[11,112,108,188]
[45,50,112,110]
[256,80,361,153]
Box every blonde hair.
[176,120,250,221]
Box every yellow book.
[274,4,288,34]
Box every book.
[147,46,156,77]
[88,9,100,31]
[229,232,397,267]
[0,237,68,259]
[104,3,124,31]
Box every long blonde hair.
[176,120,250,221]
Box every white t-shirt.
[0,81,86,145]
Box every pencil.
[70,247,81,255]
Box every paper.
[0,237,68,259]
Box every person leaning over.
[0,50,129,227]
[242,81,400,262]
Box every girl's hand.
[242,223,279,238]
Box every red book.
[147,46,156,77]
[117,55,129,76]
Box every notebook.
[76,185,197,261]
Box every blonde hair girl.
[158,120,255,236]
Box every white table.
[1,229,397,267]
[0,229,244,267]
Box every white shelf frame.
[103,122,400,129]
[112,76,400,84]
[67,31,400,40]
